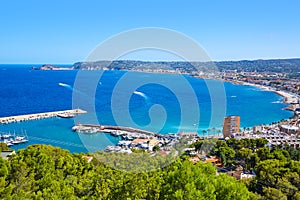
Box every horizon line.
[1,56,300,65]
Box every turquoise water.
[0,66,292,152]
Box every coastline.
[30,66,300,106]
[31,67,298,128]
[3,67,297,139]
[228,80,299,110]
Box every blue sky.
[0,0,299,63]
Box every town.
[11,59,300,182]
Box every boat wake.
[58,82,102,104]
[272,100,282,104]
[133,91,148,99]
[58,82,72,88]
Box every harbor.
[72,124,209,153]
[72,124,166,153]
[72,124,158,137]
[0,131,29,147]
[0,109,87,124]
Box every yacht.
[57,113,75,118]
[2,134,13,139]
[12,136,28,144]
[3,139,13,146]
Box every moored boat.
[2,134,13,139]
[12,136,28,144]
[3,139,14,146]
[57,113,75,118]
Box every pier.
[72,124,158,137]
[72,124,219,139]
[0,109,87,124]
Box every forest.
[0,138,299,199]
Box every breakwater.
[0,109,87,124]
[72,124,158,137]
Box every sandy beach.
[234,81,299,105]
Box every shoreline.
[29,67,300,106]
[227,80,299,108]
[1,69,297,139]
[194,76,298,118]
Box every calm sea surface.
[0,65,292,152]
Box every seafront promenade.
[0,109,87,124]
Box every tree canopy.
[0,144,251,199]
[1,138,300,199]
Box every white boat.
[111,130,124,136]
[57,113,75,118]
[3,139,13,146]
[2,134,13,139]
[12,140,28,144]
[87,128,99,134]
[15,136,25,140]
[12,136,28,144]
[122,135,134,140]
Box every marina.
[0,131,29,147]
[72,124,179,152]
[72,124,219,153]
[0,109,87,124]
[72,124,158,137]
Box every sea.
[0,65,293,153]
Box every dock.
[0,109,87,124]
[72,124,158,137]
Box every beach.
[234,81,299,105]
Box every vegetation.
[0,144,250,199]
[72,59,300,74]
[1,138,300,199]
[0,143,12,152]
[190,138,300,199]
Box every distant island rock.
[31,64,74,70]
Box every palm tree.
[212,127,216,136]
[217,129,221,137]
[202,130,207,138]
[207,128,211,137]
